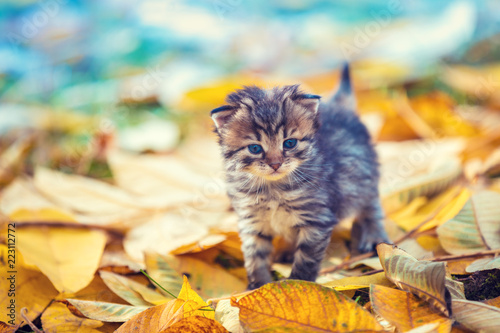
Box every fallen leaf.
[123,212,209,263]
[152,254,246,299]
[437,191,500,255]
[404,321,452,333]
[322,272,394,291]
[452,299,500,333]
[232,280,384,332]
[215,299,244,333]
[16,226,107,293]
[465,257,500,273]
[144,252,184,298]
[115,298,186,332]
[99,271,170,306]
[0,245,58,326]
[484,296,500,308]
[41,301,120,333]
[370,284,451,332]
[65,299,150,322]
[160,316,228,333]
[377,243,452,316]
[177,275,214,319]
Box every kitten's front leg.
[239,226,274,290]
[289,220,335,282]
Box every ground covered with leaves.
[1,60,500,332]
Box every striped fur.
[212,66,389,289]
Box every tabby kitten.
[211,65,389,289]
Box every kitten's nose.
[269,163,281,171]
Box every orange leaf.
[160,316,228,333]
[232,280,384,332]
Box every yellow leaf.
[0,245,58,326]
[370,284,451,332]
[377,243,453,316]
[484,296,500,308]
[41,302,120,333]
[437,191,500,255]
[389,186,469,232]
[10,208,77,223]
[160,316,228,333]
[322,272,394,291]
[232,280,384,332]
[16,226,107,293]
[144,252,184,298]
[178,275,214,319]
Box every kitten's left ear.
[293,94,321,113]
[211,105,237,130]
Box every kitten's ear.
[331,63,356,110]
[211,105,237,130]
[293,94,321,113]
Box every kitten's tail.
[329,62,356,110]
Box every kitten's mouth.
[263,170,287,181]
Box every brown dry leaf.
[65,299,150,322]
[151,254,246,299]
[452,299,500,333]
[15,226,107,293]
[437,191,500,255]
[322,272,394,291]
[370,284,451,332]
[99,271,170,306]
[0,245,58,326]
[215,299,244,333]
[115,275,211,332]
[232,280,384,332]
[160,316,228,333]
[484,296,500,308]
[0,321,17,333]
[41,301,120,333]
[377,243,453,316]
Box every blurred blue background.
[2,0,500,108]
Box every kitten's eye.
[283,139,298,149]
[248,144,263,154]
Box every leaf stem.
[140,269,177,299]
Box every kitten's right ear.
[211,105,237,130]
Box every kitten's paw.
[351,222,391,254]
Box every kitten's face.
[211,85,320,182]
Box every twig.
[319,186,464,276]
[20,308,43,333]
[428,249,500,262]
[319,252,374,275]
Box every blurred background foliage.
[1,0,500,180]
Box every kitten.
[211,64,390,289]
